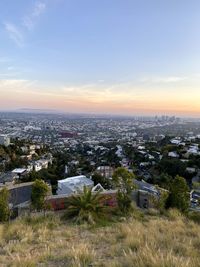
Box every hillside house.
[57,175,94,196]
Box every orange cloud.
[1,79,200,117]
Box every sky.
[1,0,200,117]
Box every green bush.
[0,187,10,222]
[166,175,189,213]
[64,187,107,224]
[31,179,49,211]
[112,167,136,214]
[187,211,200,224]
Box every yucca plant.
[65,187,107,224]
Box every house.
[0,182,33,217]
[2,181,52,217]
[187,145,199,156]
[190,189,200,208]
[92,183,105,192]
[170,138,181,145]
[96,166,114,179]
[186,167,196,174]
[57,175,94,196]
[36,159,49,169]
[8,182,33,208]
[12,168,27,178]
[0,172,18,186]
[168,151,179,158]
[140,162,151,168]
[34,162,42,172]
[26,164,34,173]
[21,146,28,153]
[134,179,159,196]
[33,159,49,172]
[29,145,36,151]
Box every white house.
[12,168,27,178]
[57,175,94,196]
[168,151,179,158]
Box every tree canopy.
[0,187,10,222]
[166,175,189,213]
[112,167,136,213]
[31,179,49,211]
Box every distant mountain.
[16,108,60,114]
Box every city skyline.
[1,0,200,117]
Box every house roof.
[0,172,16,183]
[58,176,94,193]
[0,182,34,207]
[12,168,27,174]
[58,175,90,184]
[134,179,159,195]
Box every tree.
[166,175,189,213]
[0,188,10,222]
[65,186,106,224]
[31,179,49,211]
[149,187,169,213]
[158,158,186,177]
[112,167,136,213]
[192,182,200,190]
[92,172,112,189]
[154,173,172,190]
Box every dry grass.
[0,210,200,266]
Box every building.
[134,179,159,196]
[57,175,94,196]
[190,189,200,208]
[168,151,179,158]
[0,135,10,147]
[7,182,33,208]
[96,166,114,179]
[34,159,49,172]
[0,172,18,186]
[0,182,33,218]
[12,168,27,178]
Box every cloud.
[23,1,46,30]
[0,57,12,63]
[4,1,46,46]
[33,2,46,17]
[3,22,24,47]
[0,79,29,88]
[22,17,34,30]
[1,79,200,116]
[7,66,14,70]
[139,76,188,83]
[0,79,39,94]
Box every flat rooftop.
[12,168,27,174]
[58,175,88,183]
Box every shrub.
[112,167,136,214]
[64,187,107,224]
[31,179,49,211]
[0,187,10,222]
[167,208,184,220]
[187,211,200,224]
[166,175,189,213]
[149,188,169,213]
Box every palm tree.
[65,187,106,224]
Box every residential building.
[57,175,94,195]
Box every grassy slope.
[0,210,200,267]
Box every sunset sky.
[1,0,200,117]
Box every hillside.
[0,210,200,267]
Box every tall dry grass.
[0,209,199,266]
